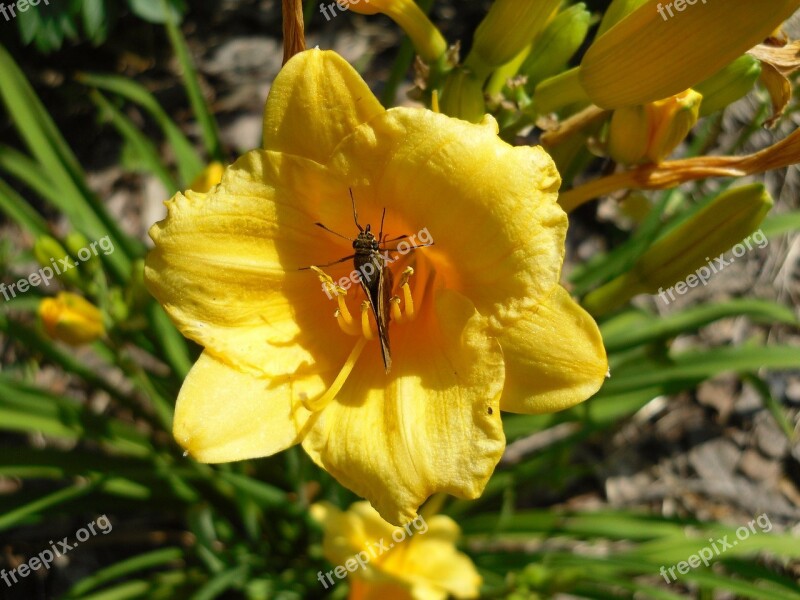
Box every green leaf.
[161,0,224,162]
[89,89,178,191]
[127,0,185,24]
[0,479,99,531]
[761,212,800,238]
[77,72,204,186]
[602,346,800,396]
[0,176,48,237]
[65,548,184,599]
[601,300,798,353]
[82,0,109,44]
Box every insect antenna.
[313,222,353,241]
[349,188,364,232]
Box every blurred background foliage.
[1,0,799,598]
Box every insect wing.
[356,252,392,373]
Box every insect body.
[352,223,394,373]
[301,190,431,374]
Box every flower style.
[144,49,607,525]
[312,501,481,599]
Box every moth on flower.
[144,49,607,526]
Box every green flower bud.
[522,3,591,90]
[694,55,762,117]
[466,0,561,78]
[439,68,487,123]
[33,236,81,287]
[584,183,773,315]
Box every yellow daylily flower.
[38,292,105,346]
[145,49,607,525]
[312,501,481,600]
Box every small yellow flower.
[145,49,607,525]
[312,501,481,599]
[38,292,105,346]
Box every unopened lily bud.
[584,183,773,315]
[38,292,106,346]
[521,3,591,91]
[607,104,650,165]
[694,55,762,117]
[347,0,447,62]
[439,68,486,123]
[188,162,224,193]
[33,236,81,287]
[645,89,702,163]
[580,0,798,108]
[466,0,561,78]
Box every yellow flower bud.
[466,0,561,78]
[188,162,224,193]
[607,89,702,165]
[583,183,773,315]
[580,0,798,108]
[694,55,762,117]
[439,68,486,123]
[347,0,447,62]
[38,292,106,346]
[645,88,702,163]
[607,104,651,165]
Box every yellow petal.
[145,149,351,378]
[312,502,481,599]
[303,290,505,526]
[390,516,482,599]
[326,107,566,321]
[262,49,385,163]
[580,0,800,108]
[174,351,312,462]
[495,285,607,414]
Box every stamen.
[399,267,415,321]
[301,337,367,412]
[361,300,376,340]
[390,297,402,322]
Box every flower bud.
[38,292,106,346]
[607,104,650,165]
[65,230,101,274]
[521,3,591,91]
[583,183,773,315]
[607,89,702,165]
[580,0,798,108]
[439,68,486,123]
[466,0,561,78]
[347,0,447,62]
[694,55,762,117]
[645,89,702,163]
[33,236,81,287]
